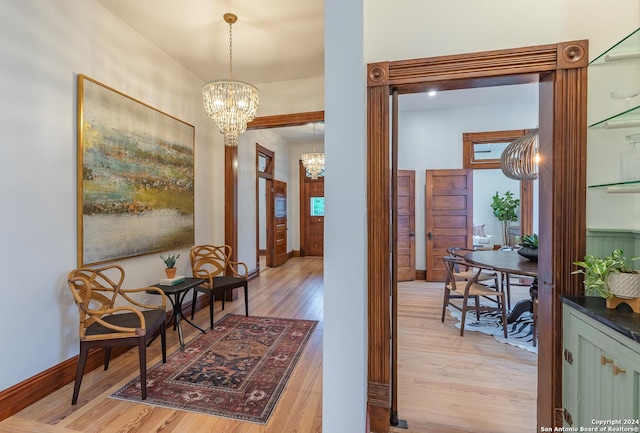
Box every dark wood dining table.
[463,249,538,323]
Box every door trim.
[367,41,588,432]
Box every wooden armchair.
[67,264,167,404]
[190,245,249,330]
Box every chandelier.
[202,13,259,147]
[500,128,539,180]
[301,124,325,179]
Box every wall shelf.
[590,27,640,66]
[589,179,640,193]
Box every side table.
[149,277,205,351]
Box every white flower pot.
[607,272,640,299]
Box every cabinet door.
[611,344,640,419]
[563,306,640,427]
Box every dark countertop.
[561,296,640,343]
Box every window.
[310,197,325,216]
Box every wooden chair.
[190,245,249,330]
[446,247,499,284]
[67,264,167,404]
[441,255,507,337]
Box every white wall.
[0,0,221,390]
[324,0,367,432]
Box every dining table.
[463,249,538,323]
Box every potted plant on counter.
[517,233,538,262]
[572,249,640,299]
[160,252,180,279]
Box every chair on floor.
[446,247,499,285]
[441,255,507,337]
[66,264,167,404]
[190,245,249,330]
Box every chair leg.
[474,295,480,320]
[501,295,508,338]
[244,283,249,316]
[209,291,214,330]
[160,323,167,363]
[441,287,450,322]
[72,345,89,405]
[138,337,147,400]
[505,273,512,310]
[104,348,112,370]
[532,300,538,347]
[460,295,469,336]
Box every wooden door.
[267,179,288,267]
[397,170,415,281]
[304,181,325,256]
[425,169,473,281]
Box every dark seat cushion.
[85,309,165,336]
[202,276,247,291]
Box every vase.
[607,272,640,299]
[501,221,510,246]
[517,246,538,262]
[165,267,177,279]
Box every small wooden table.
[464,250,538,323]
[150,277,205,351]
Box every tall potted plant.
[490,190,519,246]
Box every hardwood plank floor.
[0,258,536,433]
[392,280,537,433]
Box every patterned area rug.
[110,314,318,424]
[447,305,537,353]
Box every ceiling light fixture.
[301,123,325,180]
[500,128,539,180]
[202,13,259,147]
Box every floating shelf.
[589,104,640,129]
[590,27,640,66]
[589,179,640,193]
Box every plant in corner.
[490,190,520,246]
[572,249,640,299]
[160,253,180,279]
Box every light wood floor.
[0,258,536,433]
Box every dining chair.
[446,247,499,285]
[190,245,249,330]
[66,264,167,404]
[441,255,508,337]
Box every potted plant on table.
[572,249,640,299]
[517,233,538,262]
[490,190,520,246]
[160,252,180,279]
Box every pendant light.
[301,123,325,179]
[202,13,259,147]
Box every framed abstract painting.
[77,74,195,266]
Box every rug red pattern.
[110,314,318,424]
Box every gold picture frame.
[77,74,195,266]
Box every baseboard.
[0,298,202,421]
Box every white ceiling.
[96,1,538,144]
[97,0,324,85]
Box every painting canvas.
[77,74,194,266]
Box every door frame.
[368,42,588,431]
[256,143,275,274]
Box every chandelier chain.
[228,20,233,79]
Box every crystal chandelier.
[202,13,259,147]
[500,128,539,180]
[302,124,325,179]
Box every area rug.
[110,314,318,424]
[447,305,537,354]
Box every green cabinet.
[563,305,640,428]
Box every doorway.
[300,160,325,257]
[366,41,588,432]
